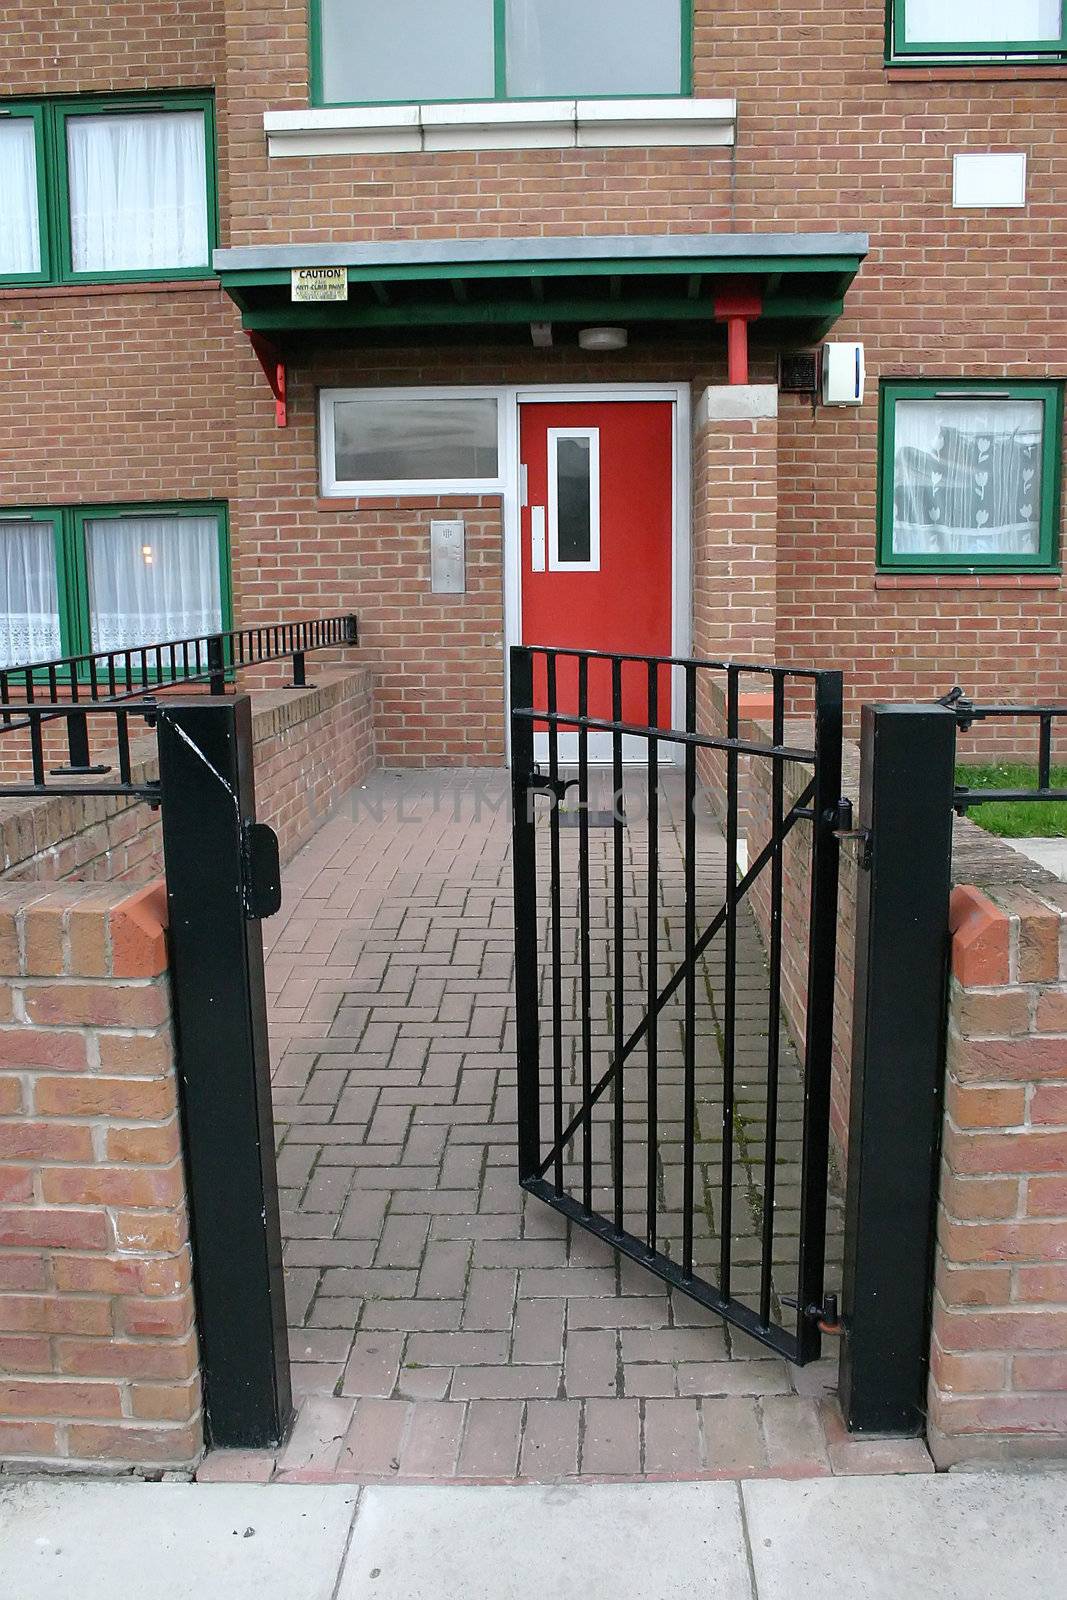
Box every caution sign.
[291,266,349,302]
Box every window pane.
[0,522,61,668]
[903,1,1061,44]
[332,396,499,483]
[66,111,209,274]
[85,515,222,652]
[0,120,43,276]
[318,0,496,103]
[555,437,593,562]
[891,398,1045,558]
[507,0,681,96]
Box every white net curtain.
[904,1,1062,42]
[0,119,42,276]
[891,398,1044,558]
[66,110,209,274]
[85,515,223,653]
[0,522,62,668]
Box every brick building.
[1,1,1064,760]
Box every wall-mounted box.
[821,342,866,406]
[430,519,466,594]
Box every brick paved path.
[250,770,929,1485]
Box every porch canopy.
[214,231,868,356]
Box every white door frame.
[502,382,692,764]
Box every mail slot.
[430,518,466,594]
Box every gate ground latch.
[782,1292,844,1336]
[242,821,282,920]
[832,798,872,871]
[528,768,579,805]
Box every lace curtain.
[85,515,222,653]
[66,111,209,274]
[891,399,1044,558]
[0,522,61,668]
[0,120,42,276]
[904,1,1061,43]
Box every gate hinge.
[832,798,872,871]
[241,821,282,920]
[782,1292,843,1336]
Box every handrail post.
[838,701,957,1433]
[156,695,292,1449]
[206,633,226,696]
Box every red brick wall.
[0,881,201,1470]
[930,881,1067,1466]
[0,670,375,881]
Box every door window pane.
[331,395,500,484]
[0,120,43,276]
[891,398,1045,558]
[0,522,61,667]
[506,0,681,96]
[66,110,209,274]
[903,1,1061,44]
[85,515,222,651]
[549,430,599,568]
[318,0,496,104]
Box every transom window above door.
[311,0,690,106]
[889,1,1067,60]
[0,93,216,287]
[877,381,1062,573]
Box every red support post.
[713,284,763,387]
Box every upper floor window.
[890,1,1067,59]
[311,0,690,106]
[0,93,216,287]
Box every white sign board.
[291,267,349,302]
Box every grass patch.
[956,763,1067,839]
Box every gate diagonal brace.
[535,776,817,1181]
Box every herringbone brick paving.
[238,770,931,1484]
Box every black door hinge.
[832,797,872,871]
[242,821,282,920]
[782,1292,843,1336]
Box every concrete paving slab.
[0,1481,359,1600]
[743,1473,1067,1600]
[335,1482,755,1600]
[1005,837,1067,880]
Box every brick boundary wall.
[0,881,201,1470]
[928,879,1067,1466]
[0,665,376,883]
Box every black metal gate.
[510,645,843,1364]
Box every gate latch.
[528,768,579,805]
[242,822,282,920]
[832,798,872,871]
[782,1292,843,1336]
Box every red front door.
[518,399,674,758]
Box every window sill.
[886,64,1067,82]
[316,493,503,512]
[264,98,737,157]
[0,278,219,302]
[874,574,1062,591]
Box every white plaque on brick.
[952,153,1027,209]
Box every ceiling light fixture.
[578,326,628,351]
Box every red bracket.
[246,332,288,427]
[713,282,763,386]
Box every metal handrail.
[0,613,359,788]
[940,686,1067,809]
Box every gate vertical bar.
[510,646,541,1183]
[838,702,956,1432]
[156,696,291,1448]
[645,660,659,1255]
[578,656,593,1212]
[611,657,625,1233]
[718,666,740,1300]
[794,670,844,1361]
[547,653,564,1196]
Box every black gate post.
[838,701,957,1434]
[510,646,541,1183]
[156,696,292,1449]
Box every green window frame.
[876,380,1063,574]
[0,501,232,674]
[309,0,694,108]
[0,91,217,289]
[887,1,1067,62]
